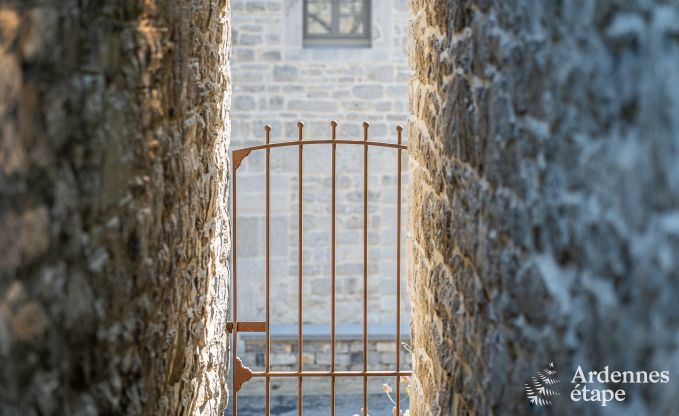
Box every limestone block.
[353,85,384,99]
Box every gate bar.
[362,122,369,416]
[265,125,272,415]
[297,121,304,416]
[330,121,337,416]
[232,151,239,416]
[251,370,412,377]
[396,125,403,415]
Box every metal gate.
[227,121,409,415]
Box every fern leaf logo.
[525,362,561,406]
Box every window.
[303,0,371,47]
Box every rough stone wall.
[408,0,679,415]
[232,0,411,326]
[0,1,230,415]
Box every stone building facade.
[408,0,679,415]
[231,0,411,333]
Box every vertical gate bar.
[232,158,239,416]
[297,121,304,416]
[395,125,403,416]
[362,121,369,416]
[265,125,272,415]
[330,121,337,416]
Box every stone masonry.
[0,1,231,414]
[237,323,412,397]
[241,329,412,379]
[231,0,412,329]
[408,0,679,415]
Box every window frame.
[303,0,372,47]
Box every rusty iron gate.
[227,121,409,415]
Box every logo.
[525,361,672,407]
[525,362,561,406]
[570,365,670,406]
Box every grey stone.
[386,84,407,98]
[268,96,284,111]
[235,48,255,61]
[245,1,266,12]
[237,217,261,258]
[234,96,257,111]
[273,65,299,82]
[287,100,338,112]
[260,50,282,61]
[239,34,262,46]
[353,84,384,99]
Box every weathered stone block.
[287,100,338,112]
[273,65,299,82]
[234,95,257,111]
[386,84,407,99]
[239,33,262,46]
[261,50,282,61]
[235,48,255,61]
[302,352,315,365]
[375,341,395,353]
[237,217,261,257]
[270,353,297,366]
[245,1,266,12]
[353,84,384,99]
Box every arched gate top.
[233,121,406,170]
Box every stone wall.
[0,1,231,414]
[241,334,412,375]
[231,0,411,326]
[239,328,412,395]
[408,0,679,415]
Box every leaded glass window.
[304,0,371,47]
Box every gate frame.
[227,121,409,416]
